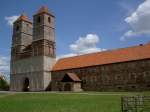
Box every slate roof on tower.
[52,43,150,71]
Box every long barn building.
[10,6,150,92]
[51,44,150,91]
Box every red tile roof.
[15,14,32,24]
[64,73,81,82]
[37,6,49,14]
[52,43,150,71]
[36,6,55,17]
[18,14,28,21]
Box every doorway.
[64,83,71,91]
[23,78,29,92]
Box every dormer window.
[48,17,51,23]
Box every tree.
[0,76,9,90]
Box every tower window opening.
[16,25,19,31]
[48,17,51,23]
[26,24,29,27]
[37,16,41,23]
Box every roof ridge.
[58,43,147,60]
[52,42,150,71]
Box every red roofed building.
[51,43,150,91]
[10,6,150,92]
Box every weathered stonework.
[10,7,56,91]
[10,6,150,92]
[51,59,150,91]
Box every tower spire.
[35,6,54,17]
[38,6,49,13]
[18,14,28,21]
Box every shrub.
[0,77,9,91]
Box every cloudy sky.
[0,0,150,77]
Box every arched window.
[48,17,51,23]
[23,78,29,92]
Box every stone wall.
[10,7,56,92]
[10,56,55,91]
[51,59,150,91]
[10,72,44,91]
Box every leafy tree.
[0,77,9,90]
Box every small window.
[37,17,41,23]
[48,17,51,23]
[26,24,29,27]
[16,25,19,31]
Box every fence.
[121,95,150,112]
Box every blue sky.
[1,0,150,76]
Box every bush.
[0,77,9,91]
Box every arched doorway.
[23,78,29,92]
[64,83,71,91]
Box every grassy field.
[0,92,149,112]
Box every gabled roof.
[37,6,49,14]
[17,14,28,21]
[52,43,150,71]
[35,6,55,17]
[15,14,32,24]
[62,73,81,82]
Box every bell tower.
[32,6,56,90]
[10,6,56,92]
[11,14,32,60]
[33,6,55,58]
[10,14,33,91]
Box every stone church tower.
[10,6,56,91]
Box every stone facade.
[51,59,150,91]
[60,82,81,91]
[10,7,56,91]
[10,6,150,92]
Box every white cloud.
[118,1,134,15]
[0,56,10,73]
[5,15,19,26]
[56,53,77,60]
[121,0,150,41]
[120,30,139,41]
[58,34,106,59]
[0,55,10,82]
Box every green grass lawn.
[0,92,149,112]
